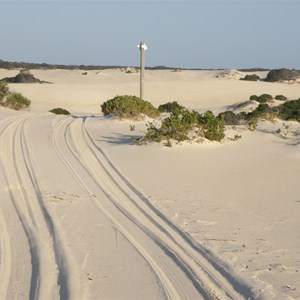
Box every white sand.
[0,68,299,299]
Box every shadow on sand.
[95,133,137,145]
[257,127,300,146]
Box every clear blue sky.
[0,0,299,69]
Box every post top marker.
[138,42,148,51]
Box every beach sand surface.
[0,68,299,299]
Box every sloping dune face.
[0,68,299,299]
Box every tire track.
[0,189,13,300]
[52,118,185,299]
[0,116,36,299]
[70,119,212,299]
[0,115,76,299]
[80,117,255,299]
[53,115,255,300]
[19,117,72,299]
[77,117,239,299]
[22,116,84,299]
[82,117,256,300]
[53,118,198,299]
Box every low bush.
[240,103,275,122]
[265,68,300,82]
[101,95,160,119]
[276,99,300,121]
[0,70,50,84]
[49,108,70,115]
[135,94,300,146]
[0,82,31,110]
[275,95,287,101]
[246,117,259,131]
[158,101,185,113]
[143,109,198,143]
[0,82,9,100]
[249,94,273,103]
[256,94,273,103]
[199,111,225,142]
[256,103,273,114]
[249,95,258,101]
[218,111,241,125]
[140,109,225,144]
[238,97,300,124]
[240,74,260,81]
[2,92,31,110]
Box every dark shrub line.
[101,94,300,145]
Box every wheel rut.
[0,113,255,299]
[0,115,72,299]
[52,115,256,300]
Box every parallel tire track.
[52,115,255,300]
[0,113,255,299]
[19,117,73,299]
[82,118,256,300]
[0,115,76,299]
[0,116,36,299]
[53,118,185,299]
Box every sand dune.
[0,69,299,299]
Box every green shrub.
[243,103,275,122]
[256,103,272,113]
[0,70,49,84]
[142,109,199,143]
[275,95,287,101]
[49,108,70,115]
[256,94,273,103]
[249,95,258,101]
[238,97,300,128]
[136,94,300,145]
[255,104,276,121]
[3,92,31,110]
[160,109,199,141]
[101,95,160,119]
[158,101,185,113]
[218,111,241,125]
[247,117,259,132]
[140,109,225,145]
[265,68,300,82]
[0,82,9,100]
[141,122,163,143]
[277,99,300,121]
[0,83,31,110]
[240,74,260,81]
[199,111,225,142]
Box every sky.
[0,0,299,69]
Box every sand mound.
[0,70,51,84]
[265,68,300,83]
[231,100,258,113]
[216,69,245,80]
[121,67,139,74]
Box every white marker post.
[137,42,147,100]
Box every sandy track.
[52,115,255,299]
[0,113,255,299]
[0,115,76,299]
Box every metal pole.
[139,42,145,100]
